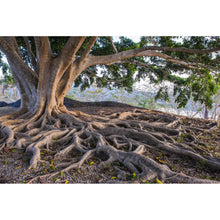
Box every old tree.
[0,36,220,183]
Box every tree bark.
[0,37,220,183]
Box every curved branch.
[87,49,198,69]
[86,44,220,69]
[0,37,38,81]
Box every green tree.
[0,36,219,183]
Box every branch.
[34,37,53,71]
[0,37,39,80]
[109,36,118,53]
[144,46,220,54]
[118,60,161,76]
[23,37,39,74]
[58,37,86,66]
[2,37,22,58]
[56,64,73,99]
[87,48,198,69]
[80,37,97,60]
[55,37,86,79]
[0,37,13,53]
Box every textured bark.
[0,37,219,183]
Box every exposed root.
[1,106,220,183]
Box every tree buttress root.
[0,108,220,183]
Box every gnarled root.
[1,107,220,183]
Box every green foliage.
[155,86,170,102]
[173,69,219,109]
[0,36,219,109]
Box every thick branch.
[80,37,97,61]
[57,37,86,66]
[23,37,39,74]
[56,64,74,103]
[86,44,220,68]
[0,38,14,55]
[2,37,22,58]
[34,37,53,73]
[87,49,198,69]
[55,37,86,79]
[0,37,38,81]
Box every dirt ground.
[0,99,219,184]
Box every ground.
[0,98,219,184]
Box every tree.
[0,36,220,183]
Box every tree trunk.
[0,37,220,184]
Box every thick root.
[1,107,219,183]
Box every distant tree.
[0,36,219,183]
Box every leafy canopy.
[0,36,219,109]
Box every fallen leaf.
[15,165,22,169]
[159,159,167,164]
[111,176,117,180]
[156,178,163,184]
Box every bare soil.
[0,99,219,184]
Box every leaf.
[159,159,167,164]
[156,178,163,184]
[65,181,69,184]
[111,176,117,180]
[60,172,63,176]
[50,165,55,170]
[89,161,94,165]
[15,165,22,169]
